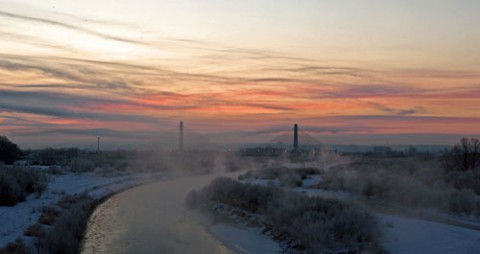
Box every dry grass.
[24,223,46,238]
[38,206,60,225]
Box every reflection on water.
[81,175,234,254]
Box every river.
[81,174,235,254]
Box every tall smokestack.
[97,137,100,153]
[179,121,184,152]
[293,123,298,151]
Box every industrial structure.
[293,123,299,152]
[97,137,100,153]
[179,121,184,152]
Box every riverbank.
[0,171,169,252]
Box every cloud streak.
[0,10,145,45]
[1,6,479,147]
[0,90,164,124]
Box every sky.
[0,0,479,149]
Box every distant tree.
[451,138,480,171]
[38,148,58,165]
[0,136,22,164]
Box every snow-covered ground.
[5,169,480,254]
[235,174,480,254]
[382,214,480,254]
[209,223,282,254]
[0,171,168,248]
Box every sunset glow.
[1,0,479,148]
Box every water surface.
[81,174,234,254]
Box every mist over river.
[81,174,235,254]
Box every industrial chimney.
[179,121,184,152]
[293,123,298,151]
[97,137,100,153]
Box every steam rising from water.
[81,147,346,253]
[81,174,236,254]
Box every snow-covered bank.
[382,214,480,254]
[297,178,480,254]
[0,171,167,248]
[209,223,282,254]
[238,172,480,254]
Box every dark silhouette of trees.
[442,138,480,195]
[452,137,480,171]
[0,136,22,164]
[443,138,480,172]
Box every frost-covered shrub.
[445,169,480,195]
[256,167,283,180]
[187,178,277,213]
[447,190,479,216]
[279,173,302,187]
[384,176,434,207]
[265,193,382,253]
[0,173,23,206]
[36,195,97,254]
[0,166,48,206]
[24,223,46,238]
[238,167,321,187]
[47,166,63,175]
[0,238,29,254]
[187,177,383,253]
[39,206,60,225]
[317,158,480,216]
[70,158,95,173]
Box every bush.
[0,173,23,206]
[0,238,29,254]
[57,193,91,209]
[70,158,95,173]
[447,190,480,216]
[24,223,46,238]
[187,177,383,253]
[238,167,322,188]
[0,167,48,206]
[279,173,302,187]
[38,206,60,225]
[36,195,97,254]
[444,169,480,195]
[188,178,278,214]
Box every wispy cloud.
[1,6,479,146]
[366,102,423,116]
[0,10,145,45]
[237,124,376,136]
[18,128,156,139]
[0,90,164,123]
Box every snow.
[0,196,45,246]
[382,214,480,254]
[301,174,323,187]
[245,179,276,186]
[242,174,480,254]
[5,169,480,253]
[299,182,480,253]
[0,171,167,248]
[209,223,282,254]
